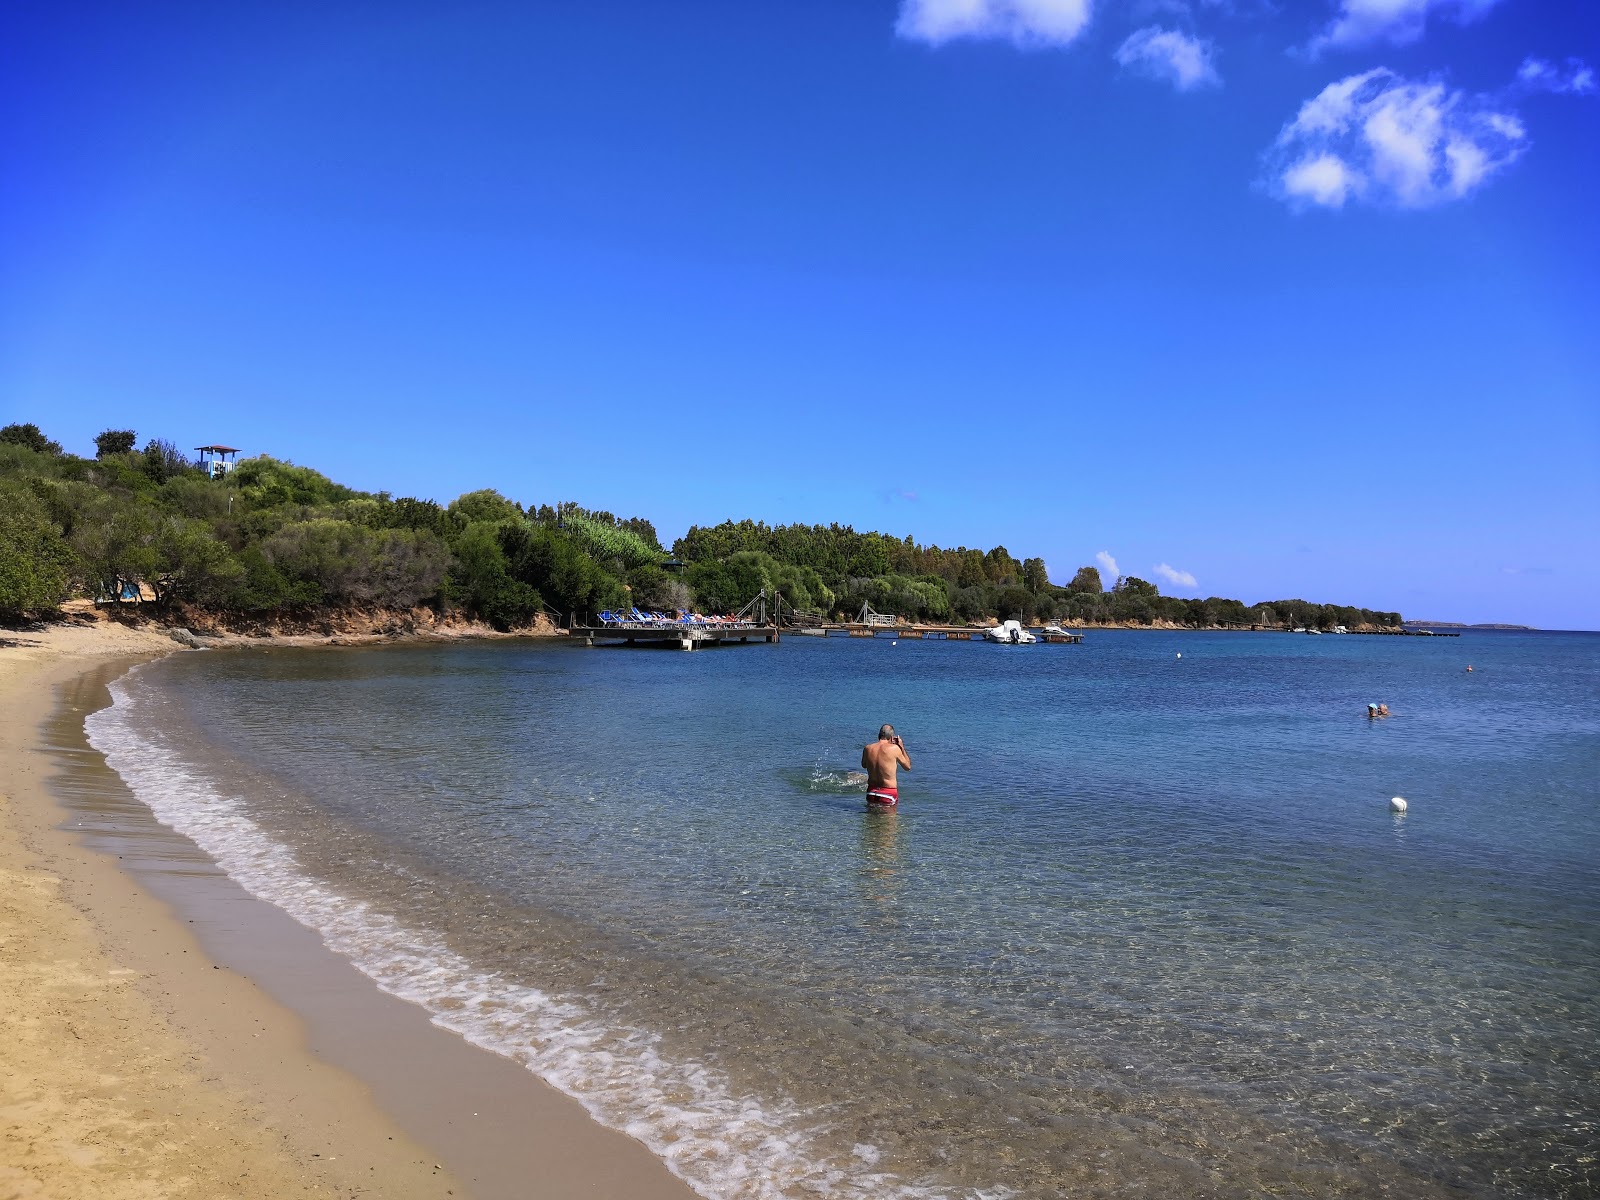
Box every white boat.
[984,619,1038,644]
[1039,623,1072,637]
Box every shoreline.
[0,622,696,1200]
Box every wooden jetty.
[813,623,1081,643]
[575,622,779,650]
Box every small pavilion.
[195,444,240,480]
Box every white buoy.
[1176,653,1182,658]
[1390,796,1408,813]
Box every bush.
[150,518,244,608]
[561,513,664,571]
[0,423,62,455]
[503,523,622,619]
[0,490,73,616]
[232,457,359,509]
[449,522,542,629]
[95,430,137,457]
[141,439,194,484]
[447,489,522,528]
[260,520,449,609]
[227,546,323,611]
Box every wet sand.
[0,621,699,1200]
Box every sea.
[85,629,1600,1200]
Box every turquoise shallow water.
[96,630,1599,1199]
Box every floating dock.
[575,622,779,650]
[800,624,1083,643]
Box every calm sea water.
[89,630,1600,1199]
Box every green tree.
[149,518,243,608]
[449,521,541,629]
[448,489,523,528]
[95,429,137,457]
[71,494,157,602]
[502,523,621,619]
[232,457,358,509]
[1022,557,1050,594]
[0,490,74,617]
[1066,565,1103,595]
[141,439,193,484]
[562,513,665,571]
[0,423,63,455]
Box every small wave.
[800,766,870,794]
[87,674,964,1200]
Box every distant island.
[2,421,1404,633]
[1406,621,1538,631]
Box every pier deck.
[575,623,779,650]
[795,624,1084,643]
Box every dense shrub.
[0,488,73,616]
[261,519,448,609]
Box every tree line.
[0,422,1402,631]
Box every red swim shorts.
[866,787,898,807]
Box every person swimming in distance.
[862,724,912,807]
[1378,703,1390,717]
[1367,704,1378,719]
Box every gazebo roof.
[194,445,240,454]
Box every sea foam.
[87,672,963,1200]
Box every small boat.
[984,619,1038,645]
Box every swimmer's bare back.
[862,729,911,806]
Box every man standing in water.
[862,724,911,807]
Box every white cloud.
[1115,27,1220,90]
[1154,563,1199,589]
[1095,550,1120,585]
[1266,69,1528,209]
[895,0,1093,48]
[1517,57,1597,96]
[1282,151,1362,206]
[1309,0,1502,55]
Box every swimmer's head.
[878,724,896,740]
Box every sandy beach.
[0,616,698,1200]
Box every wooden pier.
[805,624,1082,643]
[575,622,779,650]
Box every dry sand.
[1,616,699,1200]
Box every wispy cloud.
[1501,565,1555,576]
[1308,0,1502,55]
[1115,27,1220,90]
[1265,69,1528,209]
[1154,562,1198,588]
[1516,57,1596,96]
[895,0,1094,48]
[1095,550,1120,584]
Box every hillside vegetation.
[0,423,1402,631]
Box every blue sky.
[2,1,1596,627]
